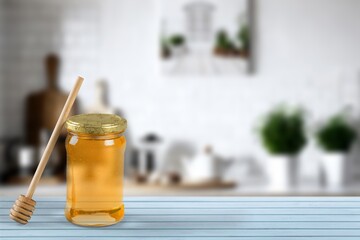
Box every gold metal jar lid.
[65,114,127,135]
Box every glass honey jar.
[64,113,127,227]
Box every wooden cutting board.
[25,54,78,146]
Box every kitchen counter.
[2,183,360,197]
[2,196,360,239]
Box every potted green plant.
[160,37,171,59]
[214,30,235,56]
[237,24,250,57]
[169,34,186,57]
[316,114,357,188]
[259,107,307,190]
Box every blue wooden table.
[1,197,360,239]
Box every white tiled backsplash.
[1,0,100,138]
[1,0,360,178]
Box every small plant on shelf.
[237,24,250,57]
[169,34,186,47]
[214,30,236,56]
[160,37,171,59]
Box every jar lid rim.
[66,113,127,135]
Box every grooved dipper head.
[9,195,36,224]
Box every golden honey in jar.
[64,114,127,227]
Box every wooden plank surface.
[1,197,360,239]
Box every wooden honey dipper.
[10,76,84,224]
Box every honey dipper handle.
[26,76,84,198]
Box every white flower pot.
[320,152,346,189]
[267,155,298,191]
[171,46,186,58]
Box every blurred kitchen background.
[1,0,360,196]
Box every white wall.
[94,0,360,156]
[2,0,360,177]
